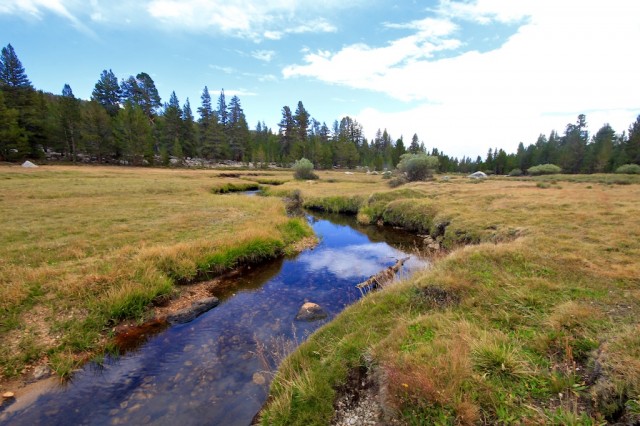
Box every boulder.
[166,297,219,324]
[21,160,38,168]
[295,302,327,322]
[468,171,487,179]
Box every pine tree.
[114,101,153,165]
[120,72,161,121]
[60,84,81,163]
[0,90,29,161]
[162,91,183,157]
[0,43,39,158]
[626,115,640,164]
[394,137,406,166]
[217,89,227,129]
[408,133,420,154]
[227,95,249,161]
[278,106,295,161]
[293,101,310,147]
[81,100,113,163]
[0,44,32,90]
[198,87,224,159]
[181,98,197,158]
[590,124,615,172]
[560,114,588,173]
[91,69,121,117]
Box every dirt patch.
[331,366,402,426]
[416,285,461,309]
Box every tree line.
[1,43,639,173]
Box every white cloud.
[436,0,532,24]
[252,50,276,62]
[1,0,352,40]
[288,18,337,34]
[225,89,258,98]
[384,16,458,38]
[298,244,408,280]
[0,0,95,35]
[264,31,283,40]
[284,0,640,157]
[144,1,344,39]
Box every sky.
[1,0,639,158]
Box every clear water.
[1,213,426,426]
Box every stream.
[1,212,427,426]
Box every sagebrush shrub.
[292,158,318,180]
[615,164,640,174]
[527,164,561,175]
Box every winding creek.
[1,211,427,426]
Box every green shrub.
[527,164,561,175]
[615,164,640,174]
[293,158,318,180]
[396,153,439,182]
[508,168,523,177]
[388,176,407,188]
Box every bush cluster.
[615,164,640,174]
[508,168,523,176]
[396,153,439,182]
[527,164,562,175]
[292,158,318,180]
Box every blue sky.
[1,0,638,158]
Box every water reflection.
[1,214,427,426]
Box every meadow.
[1,165,639,424]
[260,172,640,425]
[0,165,312,379]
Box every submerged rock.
[295,302,327,322]
[167,297,219,324]
[252,372,266,385]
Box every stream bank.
[1,212,428,425]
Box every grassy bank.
[261,173,640,424]
[0,166,312,379]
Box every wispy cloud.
[0,0,95,35]
[1,0,352,40]
[252,50,276,62]
[288,18,337,34]
[225,88,258,98]
[145,1,343,40]
[209,65,235,74]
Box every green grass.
[210,181,261,193]
[0,165,312,380]
[303,195,364,214]
[260,172,640,425]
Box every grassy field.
[2,166,639,423]
[260,173,640,425]
[0,165,313,379]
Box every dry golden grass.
[0,165,311,379]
